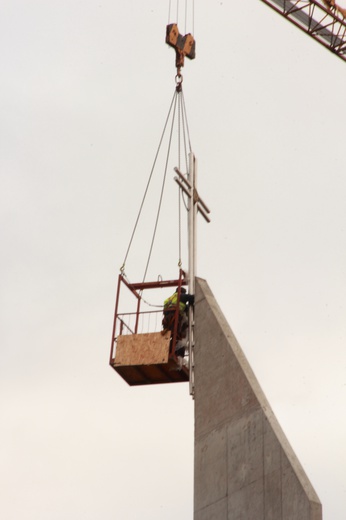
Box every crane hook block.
[166,23,196,69]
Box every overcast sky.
[1,1,346,519]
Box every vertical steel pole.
[188,152,197,293]
[188,152,196,396]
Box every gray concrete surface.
[194,277,322,520]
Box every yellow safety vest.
[164,293,186,313]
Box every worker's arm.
[180,293,194,305]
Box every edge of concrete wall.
[194,277,322,519]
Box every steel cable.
[121,90,178,272]
[141,91,179,284]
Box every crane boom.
[260,0,346,62]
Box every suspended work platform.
[109,272,189,386]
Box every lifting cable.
[168,0,195,34]
[177,88,182,267]
[120,89,177,273]
[141,91,179,284]
[177,87,192,264]
[121,80,193,283]
[141,82,192,284]
[179,88,192,216]
[168,0,171,24]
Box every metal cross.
[174,155,210,292]
[174,154,210,396]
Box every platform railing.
[110,270,188,366]
[116,309,163,337]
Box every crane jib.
[260,0,346,62]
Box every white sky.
[1,1,346,519]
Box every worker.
[162,287,194,362]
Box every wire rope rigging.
[120,74,193,289]
[168,0,195,36]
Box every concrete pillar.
[194,278,322,520]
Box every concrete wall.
[194,277,322,520]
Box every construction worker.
[162,287,194,360]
